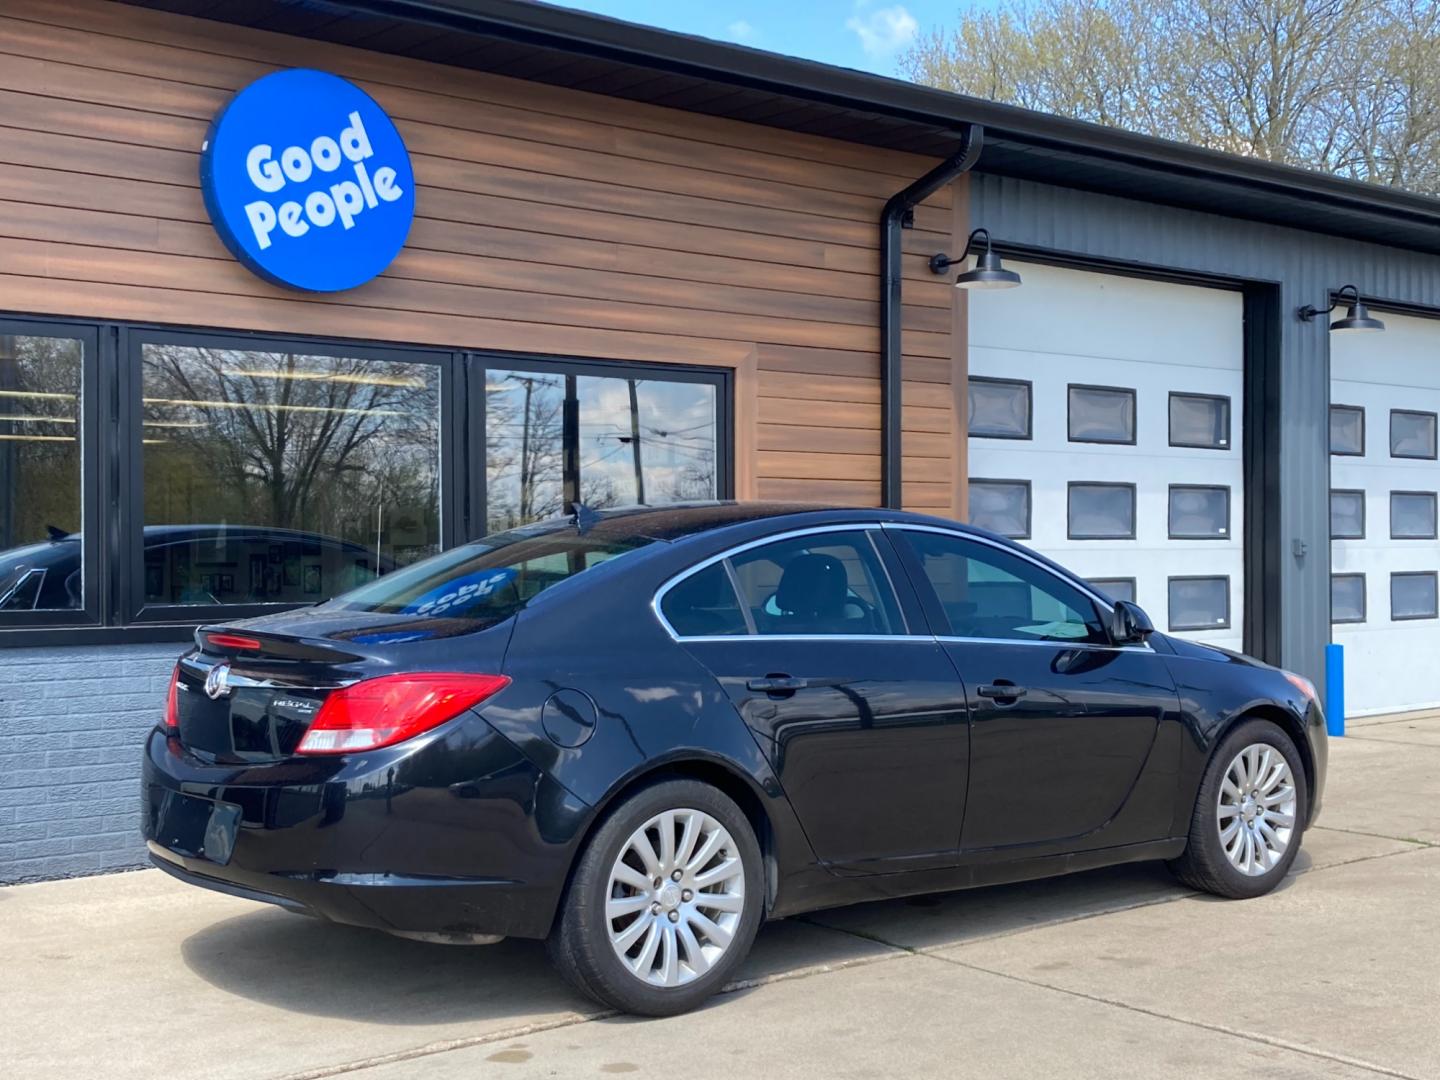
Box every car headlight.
[1283,671,1317,702]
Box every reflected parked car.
[141,503,1327,1016]
[0,524,392,611]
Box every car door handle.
[977,683,1027,700]
[747,676,808,693]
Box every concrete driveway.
[3,712,1436,1080]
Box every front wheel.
[1170,718,1308,899]
[547,779,764,1016]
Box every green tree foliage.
[902,0,1440,191]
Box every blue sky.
[549,1,995,77]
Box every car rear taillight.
[295,673,511,756]
[163,664,180,732]
[202,632,263,653]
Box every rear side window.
[728,531,904,636]
[660,562,748,637]
[902,529,1108,645]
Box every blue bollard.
[1325,643,1345,737]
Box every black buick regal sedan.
[144,503,1327,1015]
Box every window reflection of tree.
[0,334,82,551]
[141,345,440,568]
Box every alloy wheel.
[1216,742,1298,876]
[604,808,746,987]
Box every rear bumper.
[140,715,592,940]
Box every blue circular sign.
[200,69,415,293]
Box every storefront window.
[140,342,441,607]
[485,367,721,534]
[0,333,83,612]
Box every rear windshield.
[330,522,656,627]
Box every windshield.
[330,521,658,627]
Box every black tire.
[1169,717,1308,899]
[547,778,764,1016]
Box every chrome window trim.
[651,522,887,641]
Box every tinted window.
[1068,483,1135,539]
[968,378,1030,439]
[1390,492,1437,539]
[1169,485,1230,539]
[1331,574,1365,623]
[336,524,653,628]
[1391,572,1438,620]
[968,480,1029,538]
[661,561,748,637]
[729,531,902,636]
[904,530,1107,645]
[1330,405,1364,455]
[1391,410,1436,459]
[1169,393,1230,449]
[1089,577,1136,604]
[1068,385,1135,443]
[1330,490,1365,539]
[141,341,441,606]
[1168,577,1230,631]
[0,332,84,611]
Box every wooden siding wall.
[0,0,966,516]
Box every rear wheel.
[1170,718,1308,899]
[548,779,763,1016]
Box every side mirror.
[1110,599,1155,645]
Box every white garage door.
[967,261,1245,650]
[1331,312,1440,715]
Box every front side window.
[902,529,1108,645]
[1391,410,1437,459]
[0,330,84,613]
[1068,385,1135,444]
[968,378,1031,439]
[728,531,903,636]
[140,340,442,609]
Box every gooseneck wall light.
[930,228,1023,290]
[1297,284,1385,332]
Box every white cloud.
[726,19,756,43]
[845,3,918,57]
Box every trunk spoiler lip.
[195,624,367,664]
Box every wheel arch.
[551,752,780,935]
[1213,703,1316,819]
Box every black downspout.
[880,123,983,509]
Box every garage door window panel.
[1390,491,1437,539]
[1330,490,1365,539]
[1068,385,1136,444]
[968,377,1031,439]
[1331,574,1365,624]
[1068,482,1136,540]
[1391,572,1438,621]
[1330,405,1364,456]
[729,531,904,636]
[1390,410,1437,460]
[968,479,1030,539]
[1168,576,1230,631]
[1168,485,1230,539]
[1169,393,1231,450]
[1089,577,1136,604]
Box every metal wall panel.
[971,172,1440,694]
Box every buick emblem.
[204,663,233,700]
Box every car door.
[660,525,970,873]
[889,526,1179,851]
